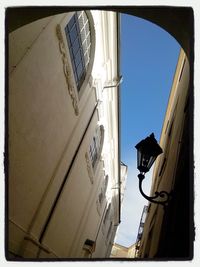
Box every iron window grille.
[97,175,108,209]
[89,126,102,169]
[65,11,91,92]
[106,221,113,239]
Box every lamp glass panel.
[137,152,148,173]
[147,156,156,170]
[135,133,163,173]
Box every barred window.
[103,203,111,225]
[97,176,108,208]
[89,126,104,169]
[98,189,104,206]
[65,11,91,92]
[89,136,100,168]
[106,221,113,239]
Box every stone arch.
[6,6,193,59]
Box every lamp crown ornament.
[135,133,163,174]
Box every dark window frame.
[65,12,91,92]
[89,125,104,170]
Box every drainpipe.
[38,101,99,244]
[116,12,122,225]
[90,204,107,258]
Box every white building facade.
[8,10,125,259]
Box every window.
[85,126,104,183]
[89,125,104,169]
[65,11,91,92]
[103,203,111,225]
[102,203,111,235]
[98,190,104,205]
[56,11,95,116]
[96,175,109,214]
[89,136,99,168]
[106,222,113,239]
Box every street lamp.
[135,133,172,207]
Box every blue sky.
[115,13,180,247]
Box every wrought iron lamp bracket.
[138,173,173,208]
